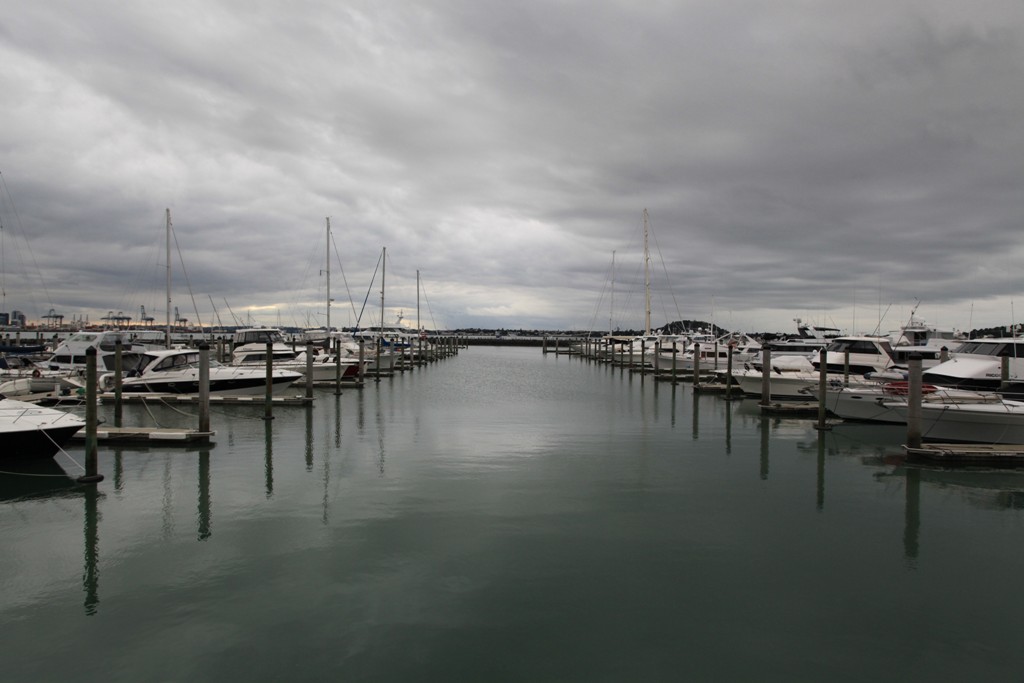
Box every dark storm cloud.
[1,0,1022,332]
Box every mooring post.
[375,337,382,383]
[817,348,830,430]
[654,341,661,375]
[198,343,211,435]
[78,347,103,484]
[306,342,315,400]
[760,348,772,405]
[693,343,701,388]
[843,349,851,387]
[671,340,678,383]
[359,339,366,383]
[1001,356,1011,392]
[113,338,123,428]
[906,355,923,449]
[725,346,735,399]
[939,346,949,363]
[264,340,274,421]
[334,337,343,395]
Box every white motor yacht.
[923,338,1024,398]
[885,397,1024,444]
[0,396,85,459]
[102,349,302,395]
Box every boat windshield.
[827,339,893,356]
[956,341,1024,357]
[235,329,285,345]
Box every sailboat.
[99,210,302,395]
[608,209,669,367]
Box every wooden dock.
[904,443,1024,466]
[692,382,745,397]
[759,401,820,417]
[72,427,215,444]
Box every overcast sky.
[1,0,1022,334]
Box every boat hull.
[0,398,85,459]
[889,401,1024,444]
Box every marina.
[4,345,1024,680]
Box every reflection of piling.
[83,485,100,614]
[197,449,211,541]
[906,355,923,449]
[78,347,104,484]
[904,467,920,560]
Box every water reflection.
[197,449,211,541]
[82,484,100,615]
[724,398,732,455]
[816,431,825,511]
[264,419,274,499]
[759,417,770,480]
[375,387,387,477]
[304,406,314,472]
[0,458,80,502]
[691,390,700,440]
[904,467,920,564]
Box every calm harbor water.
[3,345,1024,681]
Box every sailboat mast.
[416,269,421,333]
[325,217,331,334]
[610,250,615,334]
[165,208,172,348]
[380,246,386,335]
[643,208,651,336]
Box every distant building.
[10,310,26,327]
[0,312,8,326]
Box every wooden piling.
[816,348,830,430]
[760,348,772,405]
[306,342,315,400]
[906,355,923,449]
[198,343,211,434]
[77,347,103,484]
[113,338,123,428]
[264,340,274,421]
[693,343,701,388]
